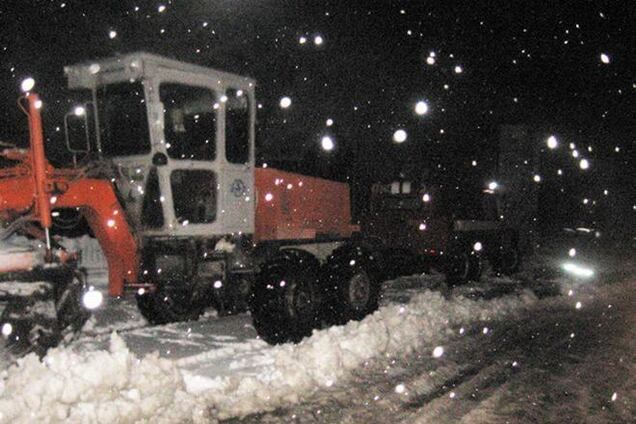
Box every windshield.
[96,81,150,157]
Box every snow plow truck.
[0,53,384,356]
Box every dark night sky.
[0,0,634,233]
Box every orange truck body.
[254,168,359,243]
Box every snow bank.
[0,333,207,423]
[195,288,539,418]
[0,283,541,422]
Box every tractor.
[364,177,522,285]
[0,52,383,356]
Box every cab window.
[225,88,250,164]
[160,83,217,161]
[98,82,150,157]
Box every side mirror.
[152,152,168,166]
[64,103,95,163]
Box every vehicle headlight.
[561,262,594,278]
[82,288,103,310]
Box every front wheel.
[491,246,522,276]
[445,250,482,286]
[136,281,204,325]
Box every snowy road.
[1,261,634,423]
[237,276,635,423]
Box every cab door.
[219,87,255,234]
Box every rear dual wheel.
[251,258,320,344]
[250,246,382,345]
[325,260,381,324]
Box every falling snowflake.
[393,129,407,143]
[279,96,292,108]
[20,77,35,92]
[415,100,429,115]
[600,53,610,64]
[432,346,444,358]
[321,135,335,151]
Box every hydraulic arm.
[0,93,139,296]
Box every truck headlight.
[561,262,594,278]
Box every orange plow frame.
[0,93,139,296]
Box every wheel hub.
[291,283,314,319]
[348,273,371,309]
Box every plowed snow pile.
[0,286,541,423]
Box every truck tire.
[136,281,204,325]
[445,249,482,286]
[323,245,382,324]
[250,250,321,344]
[1,266,89,358]
[136,247,205,325]
[491,246,522,276]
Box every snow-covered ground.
[245,275,636,424]
[0,254,634,423]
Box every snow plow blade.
[0,265,90,358]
